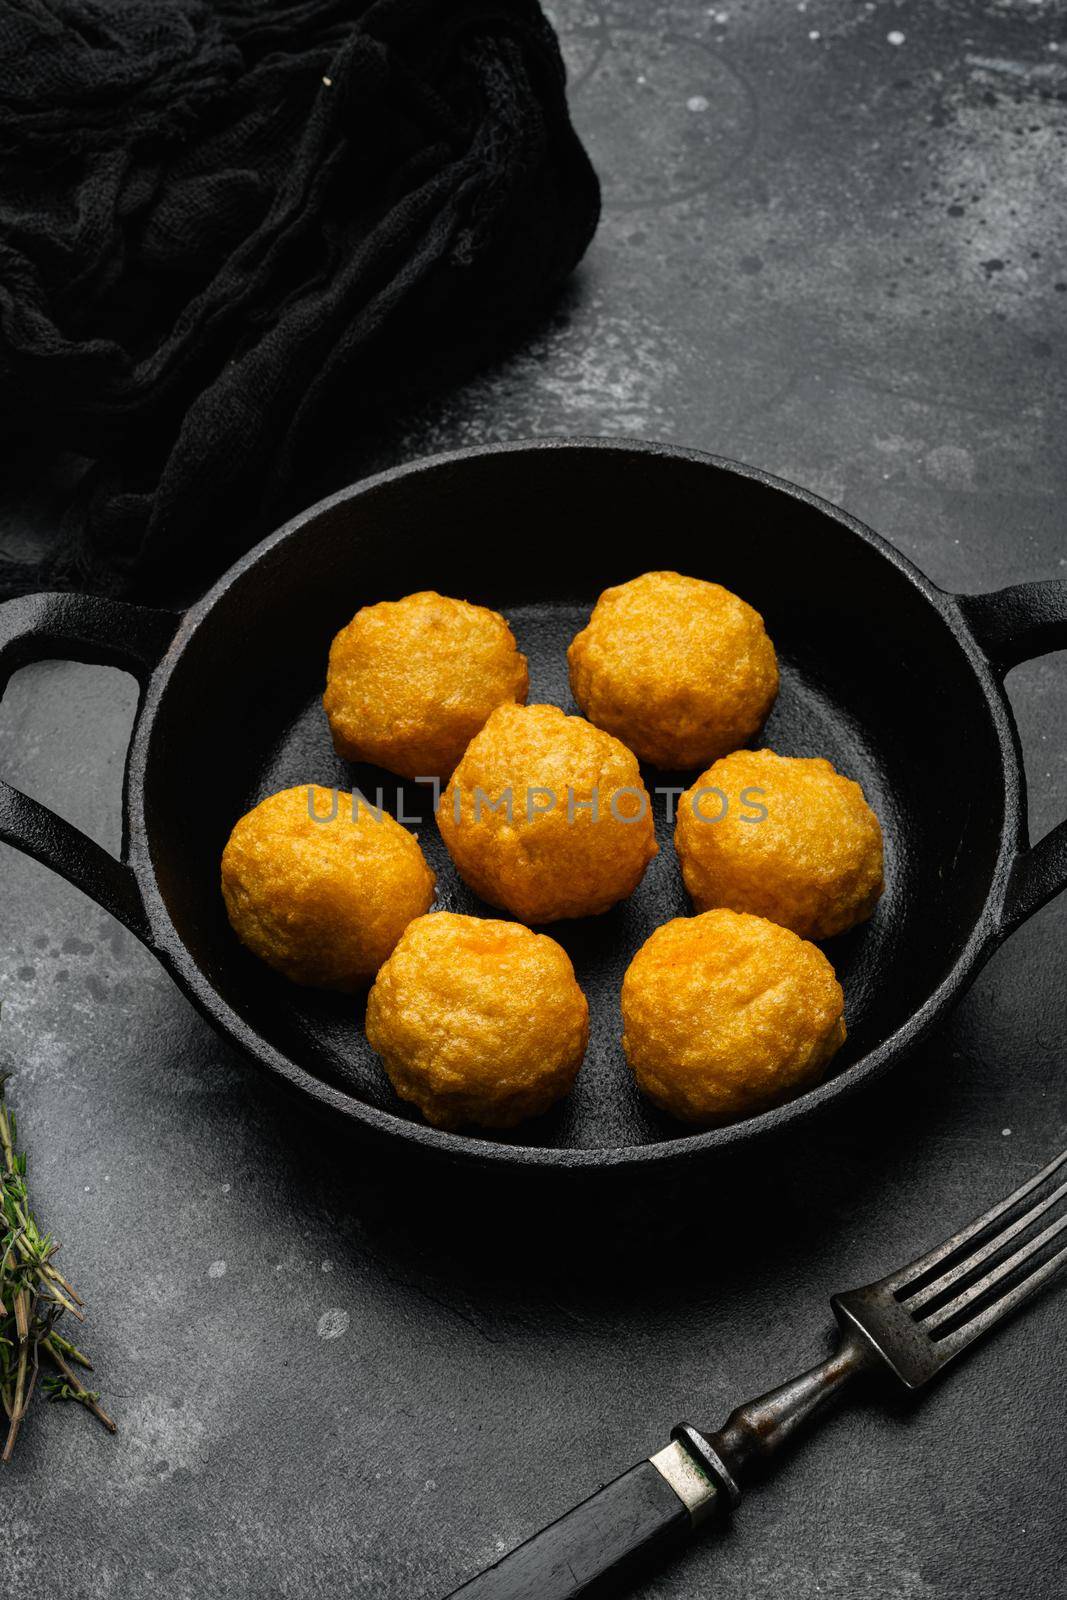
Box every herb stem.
[48,1330,93,1371]
[42,1341,116,1433]
[0,1061,115,1459]
[3,1289,32,1462]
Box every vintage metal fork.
[445,1145,1067,1599]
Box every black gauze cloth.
[0,0,599,598]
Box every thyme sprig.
[0,1065,115,1462]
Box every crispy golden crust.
[621,908,846,1125]
[675,748,884,939]
[323,590,529,780]
[567,570,778,769]
[438,702,658,923]
[366,912,588,1129]
[221,785,435,990]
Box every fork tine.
[923,1207,1067,1332]
[892,1146,1067,1291]
[931,1239,1067,1362]
[903,1174,1067,1312]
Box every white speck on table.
[317,1308,350,1340]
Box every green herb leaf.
[0,1054,116,1460]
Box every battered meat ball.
[622,909,846,1125]
[438,703,658,923]
[221,785,435,990]
[324,590,529,780]
[567,570,778,769]
[675,748,884,940]
[366,912,588,1129]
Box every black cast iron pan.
[1,439,1065,1170]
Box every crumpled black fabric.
[0,0,599,599]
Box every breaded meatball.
[221,785,434,990]
[567,570,778,769]
[366,912,588,1129]
[675,748,884,940]
[324,590,529,780]
[438,703,658,923]
[622,909,846,1125]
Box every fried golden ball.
[621,909,846,1125]
[567,570,778,769]
[438,703,658,923]
[221,785,435,990]
[675,748,884,940]
[366,912,588,1129]
[323,590,529,780]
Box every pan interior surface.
[141,445,1004,1153]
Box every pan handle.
[957,578,1067,937]
[0,592,180,945]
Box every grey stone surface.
[1,2,1065,1597]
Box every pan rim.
[123,436,1022,1170]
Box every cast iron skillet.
[1,439,1065,1170]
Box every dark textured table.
[1,3,1065,1597]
